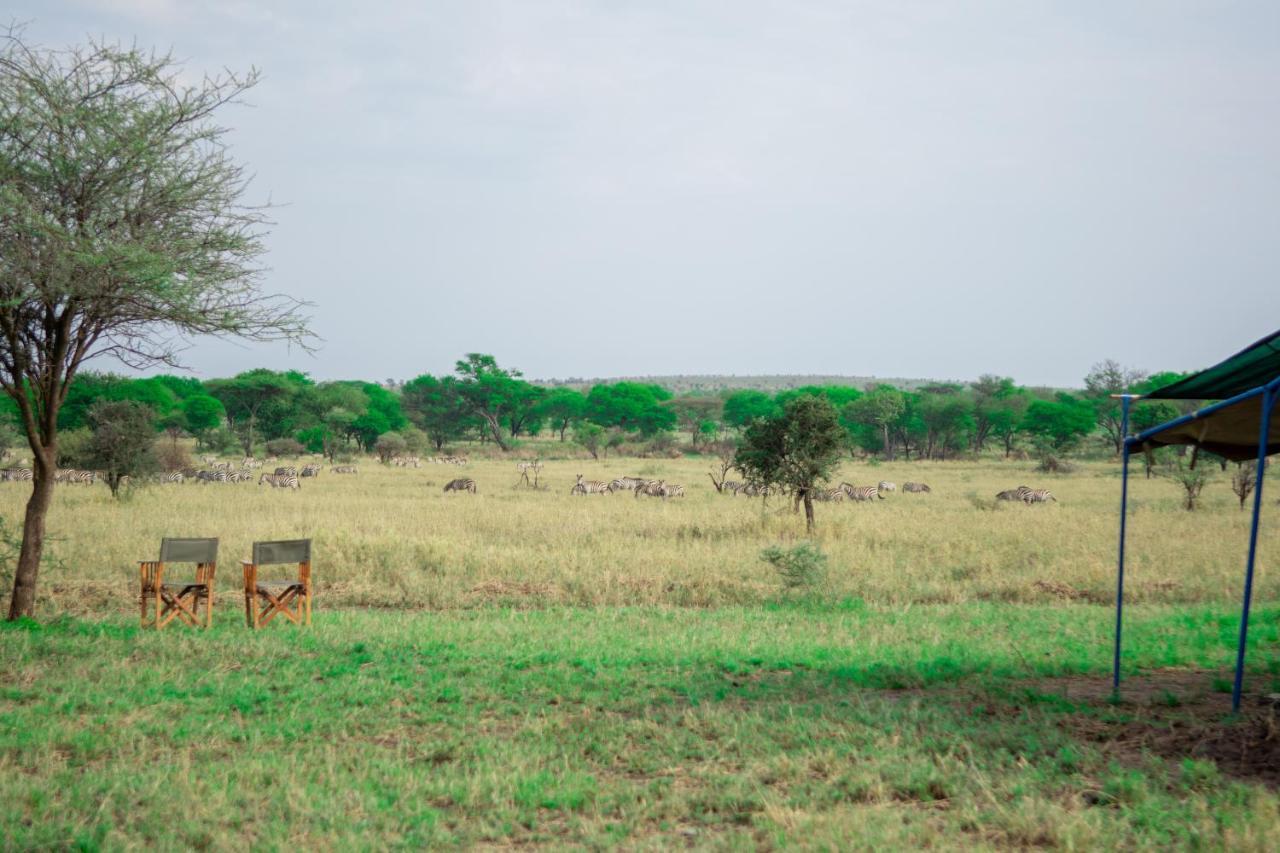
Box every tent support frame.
[1232,384,1277,712]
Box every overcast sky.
[16,1,1280,386]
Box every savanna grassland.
[3,447,1280,848]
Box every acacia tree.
[0,33,308,619]
[735,396,844,533]
[81,400,158,498]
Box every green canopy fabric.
[1136,328,1280,461]
[1145,329,1280,400]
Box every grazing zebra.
[259,473,300,490]
[56,469,96,485]
[300,464,321,478]
[664,483,685,498]
[242,457,261,469]
[390,456,421,468]
[330,465,358,474]
[196,469,229,483]
[571,474,612,495]
[840,483,883,502]
[159,471,185,485]
[274,466,298,477]
[878,481,897,493]
[812,487,846,502]
[609,477,645,493]
[635,480,670,499]
[212,461,233,471]
[721,480,744,494]
[903,482,931,493]
[0,467,32,482]
[443,477,476,494]
[1021,488,1057,504]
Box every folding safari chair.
[242,539,313,628]
[139,538,219,629]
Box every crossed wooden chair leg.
[242,539,313,629]
[139,552,217,630]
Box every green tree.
[574,422,605,460]
[735,396,845,533]
[663,395,723,447]
[180,394,225,446]
[0,33,308,619]
[536,387,587,441]
[81,401,158,498]
[916,386,975,460]
[722,390,778,429]
[206,370,298,456]
[402,374,474,450]
[845,386,906,460]
[585,382,675,436]
[454,354,538,452]
[1019,394,1096,451]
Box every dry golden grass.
[1,446,1273,617]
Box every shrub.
[760,541,828,591]
[154,440,193,473]
[266,437,305,457]
[56,428,92,467]
[1036,452,1075,474]
[374,432,408,463]
[201,427,240,454]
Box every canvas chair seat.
[242,539,312,628]
[140,538,219,630]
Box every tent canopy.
[1132,329,1280,461]
[1144,329,1280,400]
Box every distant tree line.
[0,356,1193,462]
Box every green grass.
[4,602,1280,848]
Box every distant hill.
[536,374,959,394]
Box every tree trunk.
[803,491,815,533]
[8,450,55,620]
[882,424,892,461]
[559,421,568,441]
[708,472,722,492]
[483,414,509,451]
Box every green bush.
[760,541,828,591]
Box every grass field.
[2,447,1280,847]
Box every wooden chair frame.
[242,539,312,628]
[139,538,219,629]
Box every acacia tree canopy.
[0,31,310,619]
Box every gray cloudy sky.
[18,1,1280,386]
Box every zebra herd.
[568,474,688,499]
[996,485,1057,504]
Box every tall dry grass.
[0,447,1273,617]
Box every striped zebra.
[330,465,358,474]
[0,467,32,482]
[242,457,261,469]
[635,480,670,499]
[571,474,612,495]
[812,487,846,502]
[300,464,321,478]
[197,469,229,483]
[212,461,233,471]
[1020,487,1057,504]
[664,483,685,498]
[878,481,897,493]
[840,483,883,502]
[609,477,646,493]
[56,469,96,485]
[719,480,744,495]
[274,466,298,477]
[159,471,185,485]
[259,473,300,490]
[443,477,476,493]
[903,482,931,493]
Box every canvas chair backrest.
[159,538,218,564]
[252,539,312,566]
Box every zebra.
[714,478,744,495]
[996,489,1023,501]
[197,469,229,483]
[58,469,96,485]
[1,467,32,482]
[212,461,233,471]
[635,480,670,499]
[878,481,896,493]
[159,472,185,485]
[903,482,931,493]
[1021,488,1057,504]
[840,483,883,502]
[259,473,300,490]
[571,474,612,495]
[300,464,321,478]
[242,457,261,469]
[443,477,476,494]
[609,477,646,493]
[812,487,846,502]
[663,483,686,498]
[330,465,358,474]
[274,466,298,477]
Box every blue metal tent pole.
[1231,386,1276,713]
[1113,395,1133,695]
